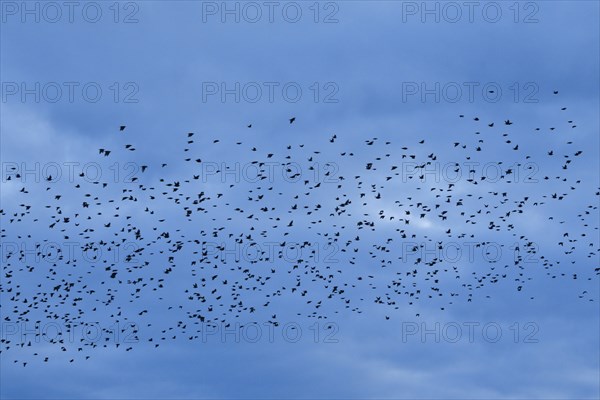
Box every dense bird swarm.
[1,92,598,366]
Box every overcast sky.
[1,1,599,399]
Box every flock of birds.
[1,90,599,366]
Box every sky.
[0,1,599,399]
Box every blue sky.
[1,1,599,398]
